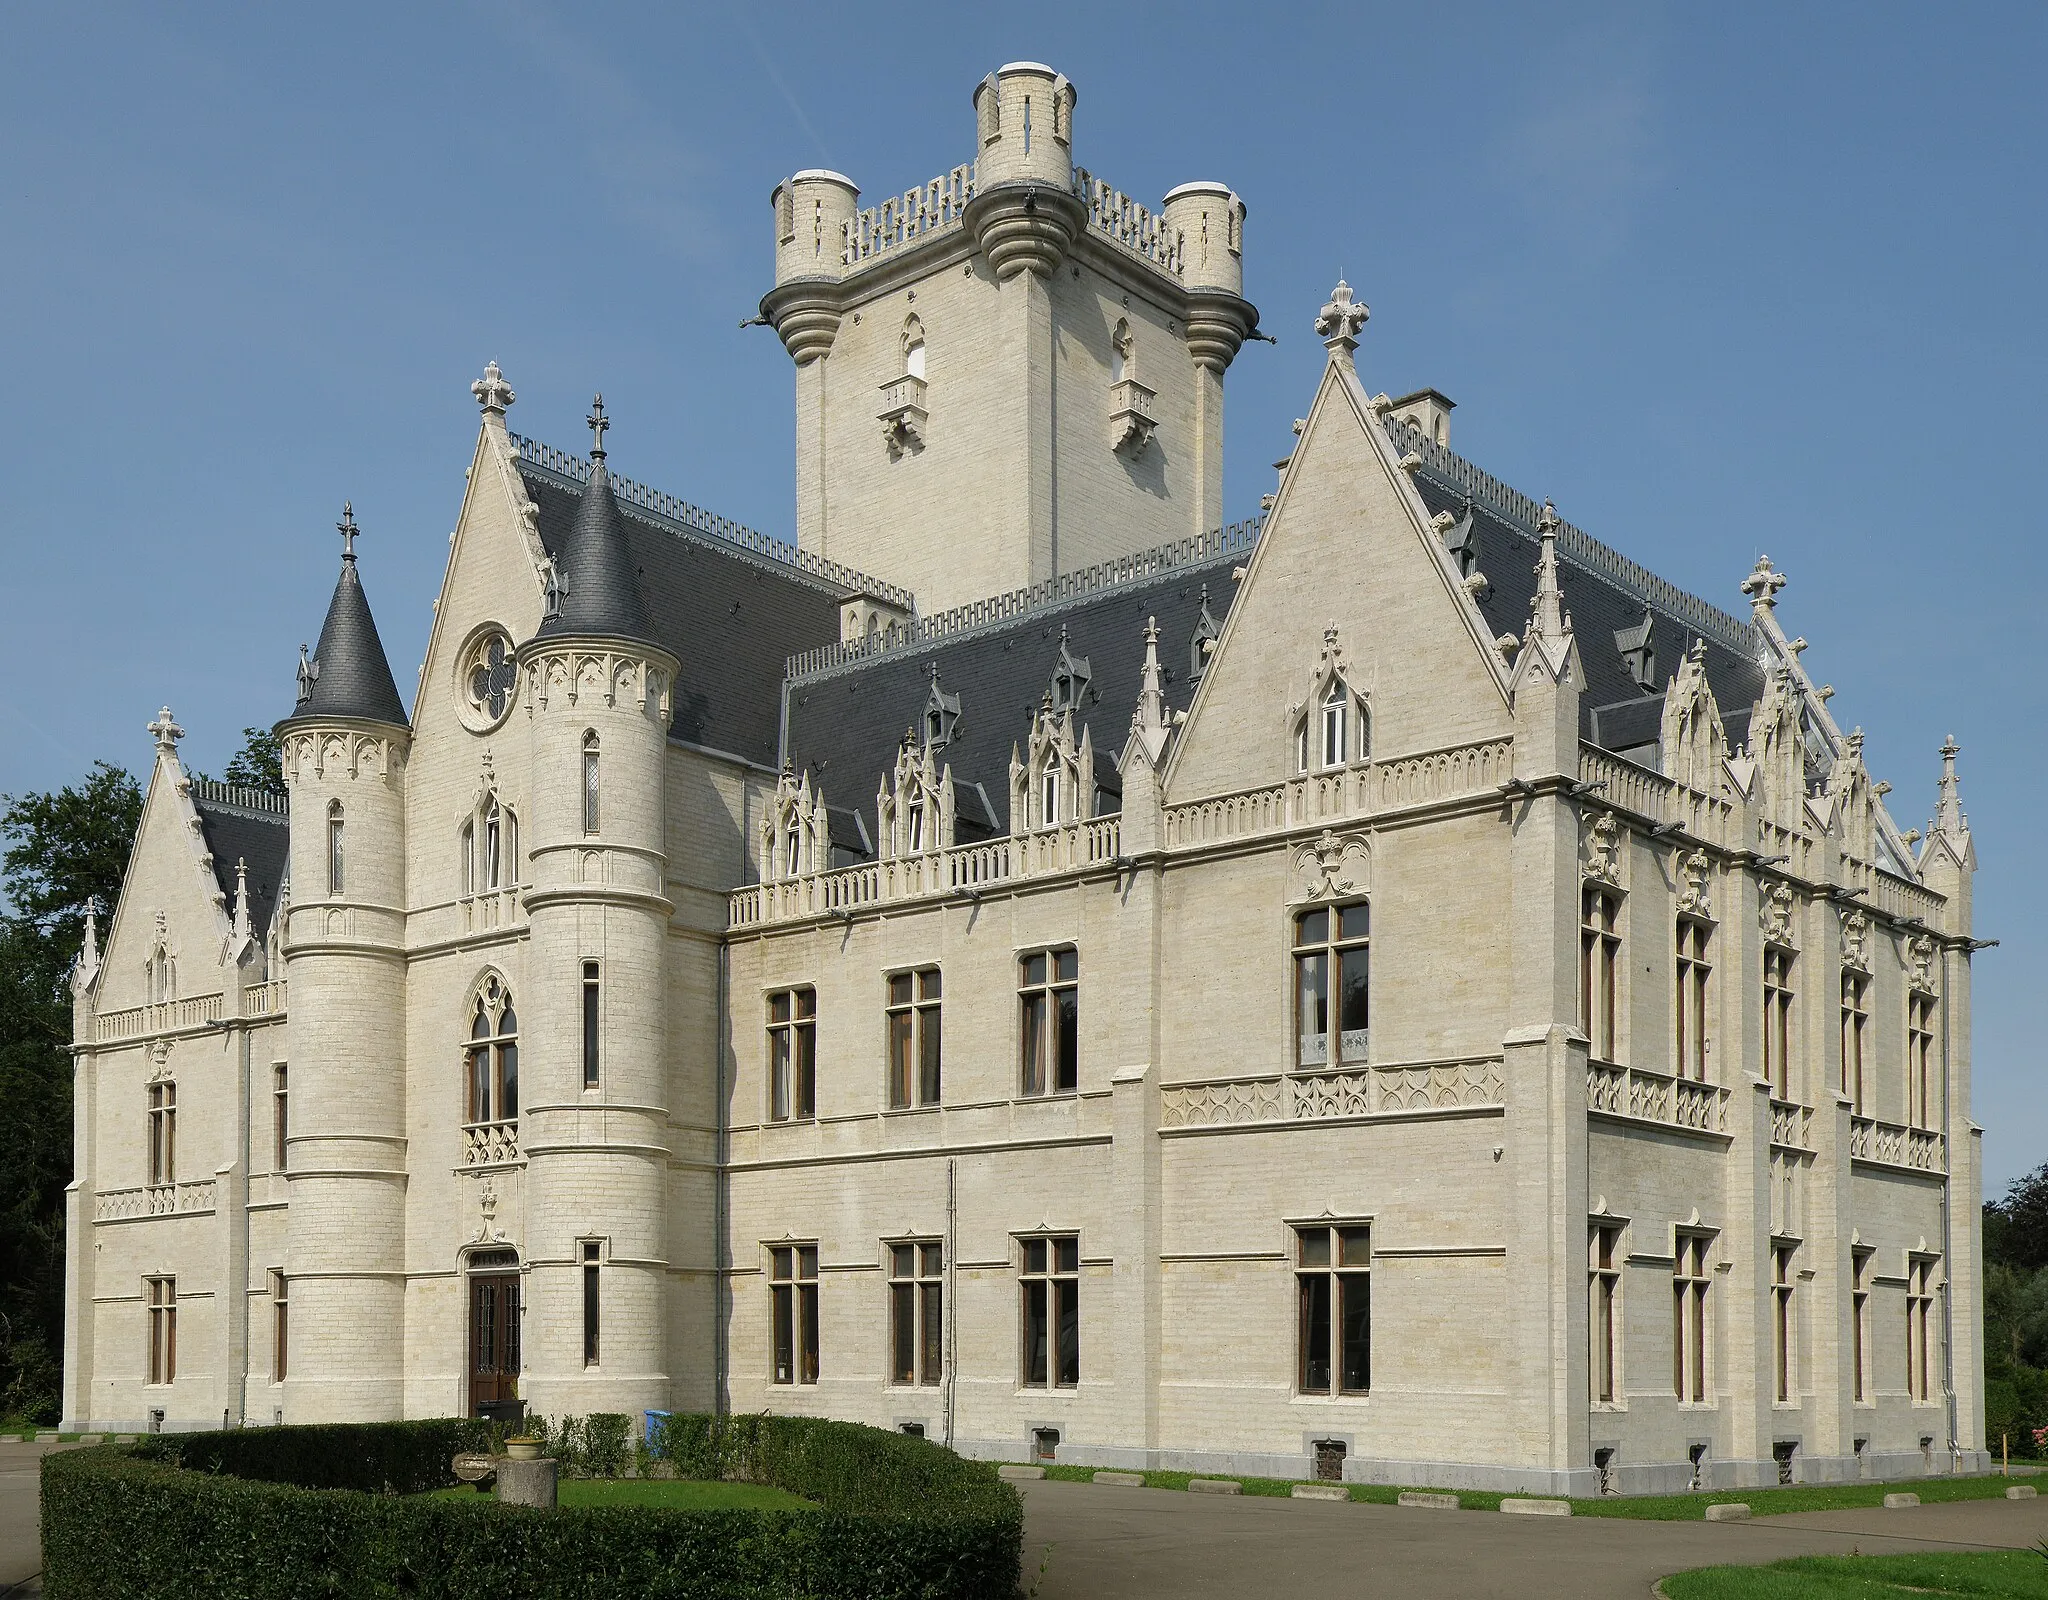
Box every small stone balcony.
[462,1120,520,1168]
[1109,378,1157,454]
[878,375,928,453]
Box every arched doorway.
[466,1247,521,1421]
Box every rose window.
[463,631,516,725]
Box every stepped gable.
[517,469,843,769]
[1393,418,1768,760]
[783,557,1240,851]
[188,779,290,940]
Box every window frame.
[581,731,601,836]
[885,968,943,1110]
[1580,886,1623,1064]
[888,1239,945,1387]
[1019,948,1079,1097]
[1907,992,1938,1130]
[1589,1220,1624,1405]
[270,1269,288,1383]
[465,978,519,1126]
[1675,916,1712,1081]
[147,1276,177,1386]
[1763,946,1797,1102]
[1906,1254,1937,1402]
[769,1243,820,1386]
[1772,1242,1797,1404]
[1673,1231,1711,1404]
[1293,1222,1371,1397]
[147,1080,177,1187]
[1018,1234,1080,1390]
[767,987,817,1123]
[581,1239,603,1368]
[1841,970,1870,1113]
[1851,1246,1874,1404]
[271,1063,288,1172]
[582,961,602,1090]
[1292,903,1370,1070]
[326,801,345,897]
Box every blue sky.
[1,5,2040,1192]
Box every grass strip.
[1658,1549,2048,1597]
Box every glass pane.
[471,1005,491,1041]
[891,1244,914,1278]
[920,969,942,1001]
[498,1005,516,1038]
[1022,995,1046,1095]
[919,1010,942,1105]
[801,1286,819,1382]
[1339,1276,1371,1393]
[1022,954,1047,988]
[1297,952,1328,1066]
[796,989,816,1019]
[1055,1280,1080,1386]
[1295,908,1328,947]
[1338,1227,1370,1267]
[888,1013,913,1109]
[1299,1228,1331,1268]
[468,1049,488,1122]
[770,992,791,1024]
[920,1242,943,1277]
[1023,1280,1048,1386]
[1023,1238,1047,1275]
[771,1031,791,1122]
[1054,1237,1079,1274]
[1055,991,1079,1091]
[920,1282,943,1384]
[1054,949,1078,983]
[798,1245,818,1279]
[1339,904,1370,941]
[1299,1273,1331,1392]
[1339,948,1370,1042]
[892,1282,916,1383]
[498,1043,518,1120]
[771,1246,792,1280]
[772,1284,793,1383]
[795,1026,815,1118]
[889,973,913,1007]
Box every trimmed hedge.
[41,1415,1022,1600]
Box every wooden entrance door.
[469,1272,520,1415]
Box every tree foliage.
[0,760,143,1423]
[1985,1160,2048,1457]
[215,727,286,798]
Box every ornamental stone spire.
[471,360,515,418]
[1740,553,1787,615]
[1315,279,1369,360]
[1528,500,1572,646]
[1934,734,1968,839]
[1129,615,1171,768]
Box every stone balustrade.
[462,1120,520,1169]
[1160,1056,1504,1131]
[1587,1062,1731,1136]
[95,1179,217,1223]
[94,992,224,1044]
[1850,1115,1946,1173]
[246,979,288,1018]
[1769,1098,1814,1151]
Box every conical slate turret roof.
[535,399,654,645]
[283,506,408,728]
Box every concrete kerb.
[2008,1485,2039,1499]
[1398,1491,1460,1509]
[1500,1497,1572,1517]
[1703,1502,1751,1521]
[1189,1478,1242,1496]
[999,1464,1046,1482]
[1883,1493,1921,1509]
[1291,1483,1347,1501]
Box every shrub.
[42,1415,1021,1600]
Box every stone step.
[1188,1477,1241,1495]
[1500,1497,1571,1516]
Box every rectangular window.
[767,988,817,1122]
[148,1081,176,1186]
[1675,919,1712,1080]
[582,962,601,1089]
[1293,905,1370,1069]
[1773,1243,1797,1403]
[1763,948,1796,1101]
[1019,949,1079,1096]
[1295,1223,1371,1396]
[1673,1232,1711,1403]
[1590,1221,1623,1403]
[889,1241,944,1387]
[581,736,600,836]
[270,1269,288,1383]
[886,969,943,1109]
[272,1064,288,1172]
[147,1277,177,1385]
[1840,973,1869,1113]
[1851,1248,1873,1403]
[582,1240,602,1367]
[1581,887,1622,1062]
[769,1244,819,1385]
[1908,994,1938,1129]
[327,807,345,896]
[1020,1235,1080,1389]
[1907,1256,1937,1401]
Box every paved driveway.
[0,1441,66,1597]
[1017,1479,2048,1600]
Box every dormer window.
[1615,610,1657,694]
[907,795,926,854]
[1041,765,1061,827]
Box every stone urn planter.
[504,1437,541,1461]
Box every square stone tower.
[760,63,1259,618]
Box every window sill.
[1017,1091,1081,1105]
[881,1104,943,1119]
[1291,1392,1372,1404]
[1591,1402,1628,1414]
[764,1118,818,1129]
[1016,1386,1080,1397]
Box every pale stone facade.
[64,63,1984,1496]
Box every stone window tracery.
[465,976,519,1127]
[461,629,518,730]
[1290,632,1367,775]
[461,794,519,897]
[1294,903,1369,1069]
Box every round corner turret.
[773,170,860,288]
[973,63,1076,189]
[1162,183,1246,297]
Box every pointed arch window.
[582,731,601,836]
[1321,682,1349,768]
[461,795,519,898]
[1040,764,1062,828]
[903,317,926,382]
[1111,319,1133,385]
[466,977,519,1126]
[326,802,345,896]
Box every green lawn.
[1015,1462,2040,1520]
[433,1478,815,1511]
[1659,1551,2048,1597]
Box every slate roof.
[1392,416,1770,760]
[188,780,291,941]
[516,467,845,768]
[783,559,1239,843]
[532,453,657,647]
[286,554,409,727]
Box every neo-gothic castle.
[63,63,1987,1495]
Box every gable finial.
[1740,553,1787,613]
[1129,614,1171,767]
[1529,500,1570,644]
[587,394,610,461]
[1935,733,1967,837]
[1314,278,1369,359]
[471,360,515,417]
[147,706,184,757]
[337,502,359,562]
